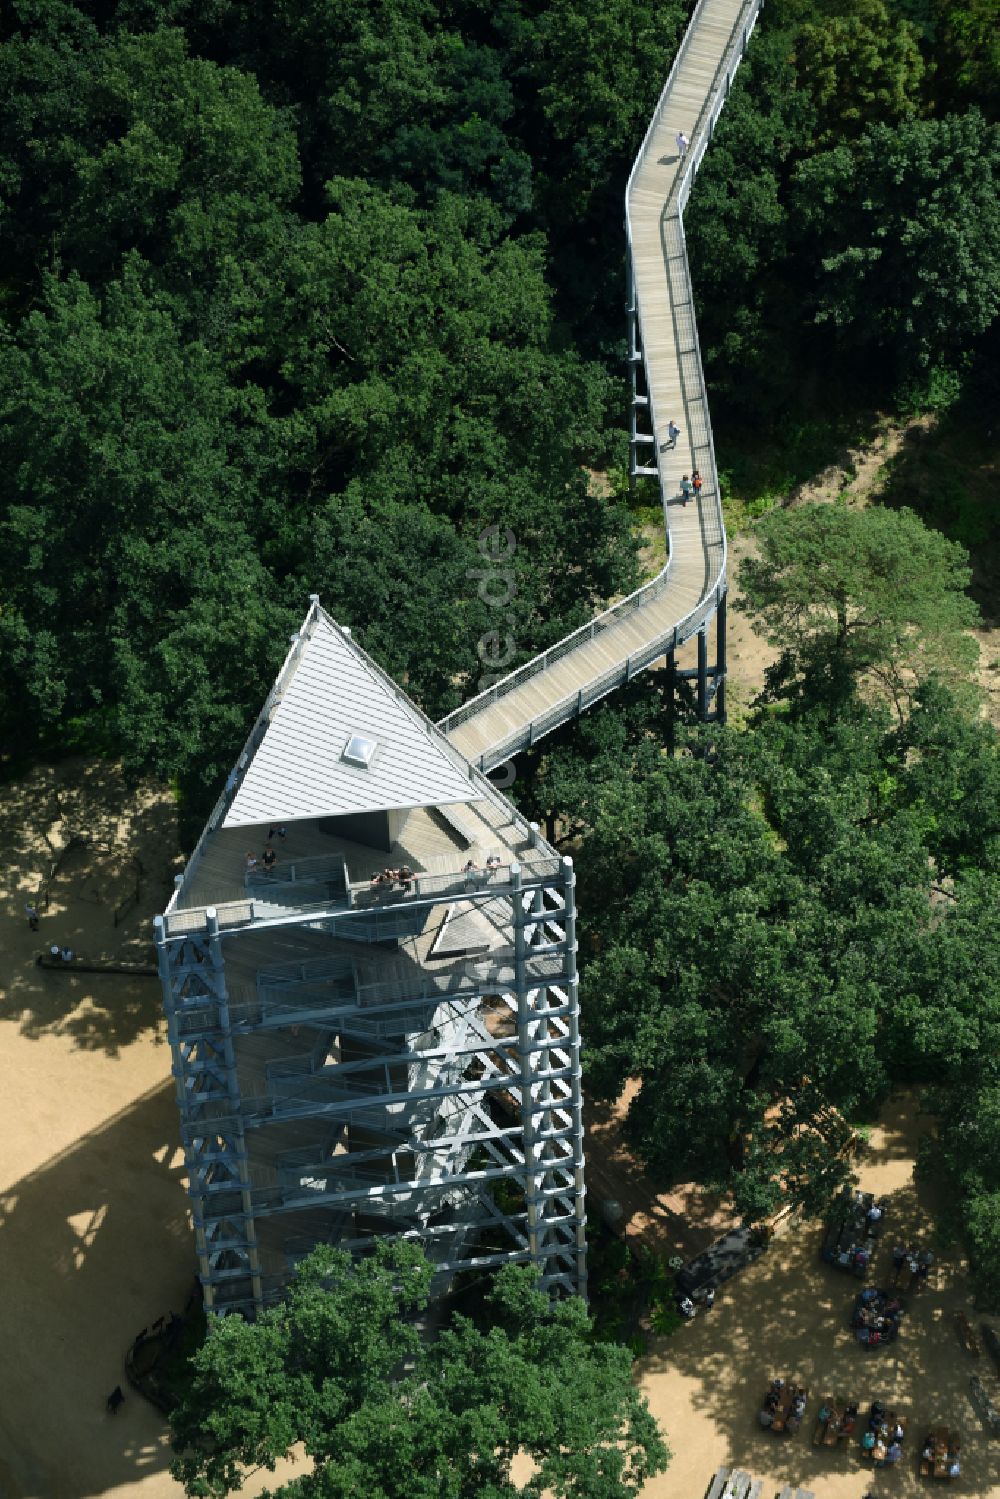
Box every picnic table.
[769,1383,808,1434]
[812,1396,847,1446]
[970,1373,1000,1435]
[919,1424,961,1479]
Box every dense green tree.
[170,1243,669,1498]
[737,503,980,710]
[793,0,924,145]
[0,263,282,759]
[525,667,996,1235]
[0,16,300,298]
[792,111,1000,371]
[930,0,1000,111]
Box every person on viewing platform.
[679,475,693,506]
[676,130,689,158]
[262,844,277,872]
[662,419,681,450]
[692,468,703,498]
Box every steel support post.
[511,863,543,1265]
[697,627,708,720]
[715,589,728,724]
[206,908,263,1310]
[665,650,676,753]
[561,856,588,1301]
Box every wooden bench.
[970,1374,1000,1435]
[434,802,483,849]
[706,1468,728,1499]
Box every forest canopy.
[1,0,997,821]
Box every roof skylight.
[342,733,378,768]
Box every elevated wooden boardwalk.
[440,0,763,771]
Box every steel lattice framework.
[157,673,586,1316]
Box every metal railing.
[436,0,765,765]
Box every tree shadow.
[876,405,1000,629]
[0,1082,194,1497]
[0,758,181,1054]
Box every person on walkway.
[25,903,39,931]
[692,468,703,499]
[49,944,61,961]
[245,851,258,872]
[662,418,681,451]
[678,1295,696,1319]
[676,130,689,159]
[679,475,693,506]
[60,946,74,962]
[262,844,278,873]
[106,1386,125,1415]
[267,825,287,841]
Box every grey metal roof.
[224,606,479,828]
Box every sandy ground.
[637,1092,1000,1498]
[0,762,307,1499]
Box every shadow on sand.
[0,1083,193,1498]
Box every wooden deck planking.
[444,0,749,767]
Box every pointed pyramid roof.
[223,601,478,828]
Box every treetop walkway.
[439,0,764,772]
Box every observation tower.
[156,598,586,1317]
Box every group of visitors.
[369,865,415,892]
[246,844,278,873]
[677,1285,715,1319]
[462,854,502,877]
[821,1190,888,1276]
[859,1401,906,1464]
[852,1288,902,1347]
[758,1378,807,1433]
[891,1242,933,1291]
[678,470,703,507]
[814,1398,858,1445]
[920,1429,961,1479]
[47,943,74,963]
[658,419,705,509]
